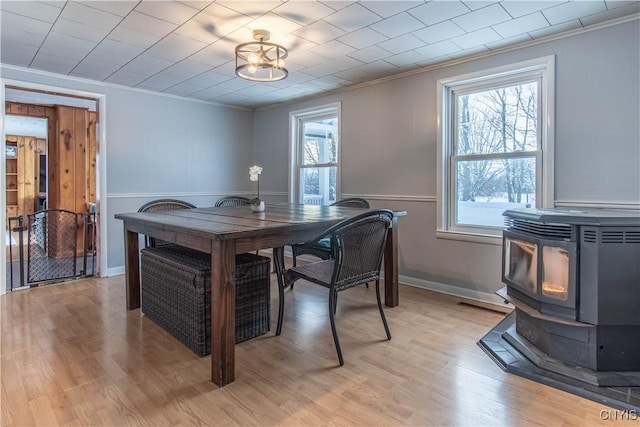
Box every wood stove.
[500,208,640,373]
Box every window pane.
[300,167,337,206]
[301,118,338,165]
[456,82,538,155]
[455,157,536,227]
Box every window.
[437,57,555,242]
[290,103,340,206]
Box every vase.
[251,201,265,212]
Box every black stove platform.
[477,312,640,411]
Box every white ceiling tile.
[452,3,512,32]
[369,12,425,38]
[309,40,356,58]
[1,26,47,49]
[1,10,53,35]
[581,2,640,26]
[328,55,363,70]
[412,20,465,44]
[105,69,149,86]
[500,1,566,19]
[605,0,639,10]
[193,3,253,38]
[136,74,187,91]
[528,19,582,39]
[177,1,213,12]
[462,1,500,11]
[146,34,208,62]
[216,1,282,19]
[188,44,233,67]
[295,20,346,43]
[347,45,392,63]
[485,33,532,50]
[247,12,303,36]
[78,1,138,17]
[377,34,425,55]
[384,50,425,67]
[39,32,97,60]
[108,26,163,49]
[338,27,388,49]
[323,3,382,32]
[446,44,489,60]
[174,19,221,44]
[60,2,122,31]
[134,1,200,25]
[120,54,174,75]
[273,1,336,25]
[0,39,39,66]
[70,58,121,80]
[89,39,145,65]
[51,18,113,42]
[0,1,61,23]
[278,34,318,54]
[162,60,212,78]
[451,27,503,49]
[409,1,471,26]
[303,62,340,77]
[354,59,398,76]
[492,12,549,39]
[360,1,423,18]
[119,11,178,37]
[1,0,636,110]
[31,52,78,74]
[542,1,608,25]
[415,40,462,59]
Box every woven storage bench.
[140,245,270,356]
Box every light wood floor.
[1,272,633,426]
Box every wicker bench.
[141,245,270,356]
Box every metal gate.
[7,209,95,290]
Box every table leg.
[123,225,140,310]
[383,216,399,307]
[272,246,286,336]
[210,239,236,387]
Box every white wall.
[1,65,255,274]
[254,20,640,303]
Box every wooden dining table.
[115,203,405,387]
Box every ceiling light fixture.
[235,29,288,82]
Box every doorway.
[3,85,102,291]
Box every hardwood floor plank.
[2,274,636,426]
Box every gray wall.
[1,65,255,272]
[254,20,640,302]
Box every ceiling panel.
[0,0,636,110]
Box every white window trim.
[288,102,341,204]
[436,56,555,244]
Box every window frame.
[289,102,341,205]
[436,56,555,244]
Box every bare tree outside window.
[453,81,539,228]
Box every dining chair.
[138,199,196,248]
[291,198,370,267]
[278,209,393,366]
[215,196,252,207]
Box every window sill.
[436,229,502,245]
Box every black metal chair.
[291,198,370,267]
[138,199,196,248]
[278,209,393,366]
[215,196,251,207]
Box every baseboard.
[398,275,513,313]
[106,266,125,277]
